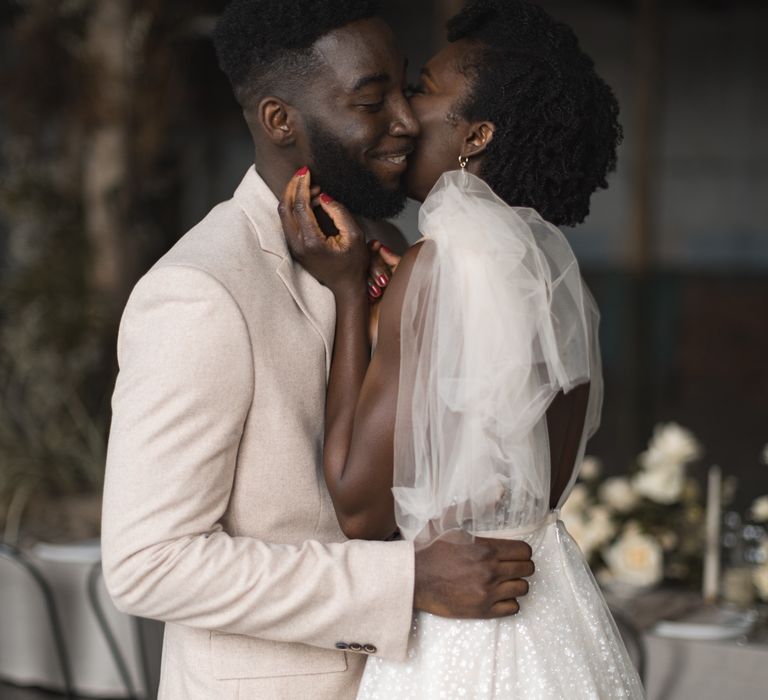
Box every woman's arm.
[278,169,423,540]
[325,243,423,540]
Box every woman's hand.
[366,240,402,302]
[367,240,402,346]
[279,167,368,297]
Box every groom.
[102,1,534,699]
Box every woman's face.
[404,40,476,203]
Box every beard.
[306,119,408,220]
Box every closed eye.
[357,100,385,112]
[404,82,425,98]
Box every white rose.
[633,460,685,504]
[563,505,615,560]
[562,483,589,518]
[639,422,702,470]
[585,506,616,547]
[605,529,663,588]
[599,477,639,513]
[579,456,602,481]
[751,495,768,522]
[754,563,768,602]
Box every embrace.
[102,1,644,698]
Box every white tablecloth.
[645,633,768,700]
[0,541,162,697]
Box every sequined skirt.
[357,518,645,699]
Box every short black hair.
[447,0,622,226]
[213,0,380,106]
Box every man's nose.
[390,96,421,139]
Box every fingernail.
[381,245,393,254]
[320,193,334,204]
[368,284,382,298]
[295,166,309,177]
[376,274,389,287]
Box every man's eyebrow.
[351,72,389,92]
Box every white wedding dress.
[357,171,645,699]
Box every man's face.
[299,18,420,219]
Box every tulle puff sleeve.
[392,170,602,547]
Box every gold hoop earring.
[458,155,469,169]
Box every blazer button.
[349,642,363,651]
[363,644,377,654]
[335,642,349,650]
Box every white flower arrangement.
[564,423,706,589]
[639,422,703,471]
[631,423,702,505]
[565,427,768,594]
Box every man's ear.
[245,96,298,146]
[462,121,495,160]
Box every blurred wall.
[171,1,768,507]
[1,1,765,526]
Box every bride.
[280,0,644,697]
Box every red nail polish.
[376,274,389,287]
[381,245,393,254]
[295,166,309,177]
[320,193,334,204]
[368,284,382,298]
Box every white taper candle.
[703,464,722,603]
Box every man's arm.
[101,264,415,660]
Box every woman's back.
[547,384,590,509]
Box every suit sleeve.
[101,264,414,660]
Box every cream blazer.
[101,167,415,700]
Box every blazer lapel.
[276,259,336,377]
[234,167,336,377]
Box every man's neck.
[254,151,301,203]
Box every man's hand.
[278,167,368,296]
[414,535,534,618]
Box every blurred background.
[0,0,767,698]
[1,0,765,544]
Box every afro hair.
[447,0,623,226]
[213,0,380,105]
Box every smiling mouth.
[376,152,411,168]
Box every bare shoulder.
[377,241,426,345]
